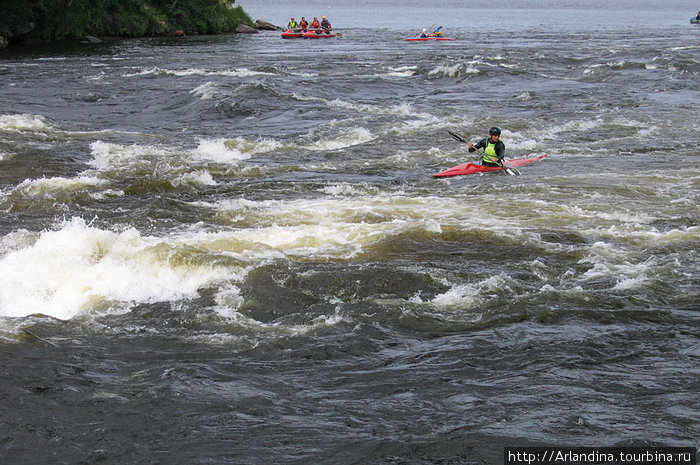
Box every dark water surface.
[1,1,698,463]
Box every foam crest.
[190,81,219,100]
[307,127,374,151]
[193,138,252,162]
[428,62,479,78]
[88,140,169,171]
[429,274,511,309]
[88,137,271,174]
[0,218,231,320]
[124,67,275,78]
[428,63,464,77]
[0,113,53,133]
[385,65,417,77]
[12,176,108,199]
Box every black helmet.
[489,126,501,136]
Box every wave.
[0,217,235,320]
[122,66,276,78]
[0,113,54,134]
[1,184,695,322]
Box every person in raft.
[320,16,332,32]
[311,17,321,29]
[299,17,309,30]
[287,17,298,29]
[468,127,505,167]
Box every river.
[1,0,698,463]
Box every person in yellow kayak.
[468,127,505,167]
[429,26,444,37]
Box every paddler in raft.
[299,17,309,31]
[468,127,506,167]
[320,16,332,34]
[311,17,321,30]
[287,17,298,30]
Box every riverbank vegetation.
[0,0,253,44]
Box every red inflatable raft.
[303,29,337,39]
[281,29,305,39]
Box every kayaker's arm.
[495,141,505,162]
[468,139,486,153]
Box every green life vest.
[289,21,297,28]
[483,141,499,163]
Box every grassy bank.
[0,0,254,43]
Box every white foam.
[328,99,428,118]
[12,176,108,198]
[0,218,231,320]
[384,65,417,77]
[307,127,374,151]
[319,183,378,197]
[0,113,53,133]
[428,63,467,77]
[88,140,164,170]
[124,67,275,78]
[193,138,251,162]
[431,282,483,308]
[88,137,273,174]
[190,81,219,100]
[176,170,218,186]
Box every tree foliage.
[0,0,253,41]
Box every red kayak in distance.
[431,155,547,177]
[404,37,455,42]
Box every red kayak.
[281,29,304,39]
[432,155,547,177]
[404,37,455,42]
[303,29,336,39]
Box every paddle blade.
[501,163,521,176]
[448,130,468,143]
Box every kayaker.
[420,28,428,38]
[299,17,309,30]
[311,17,320,29]
[468,127,505,167]
[321,16,332,32]
[287,17,298,29]
[429,27,444,37]
[696,11,700,20]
